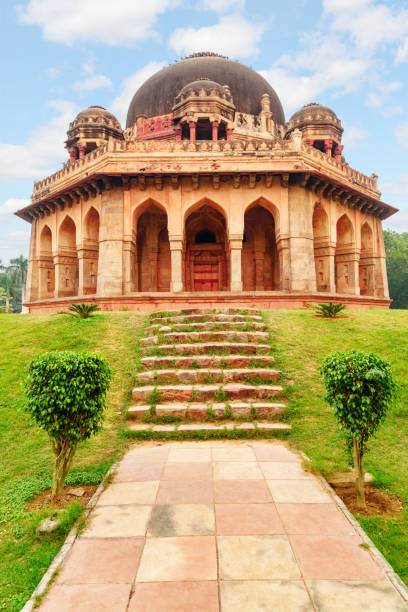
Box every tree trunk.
[56,444,77,498]
[353,437,366,508]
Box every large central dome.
[126,53,285,128]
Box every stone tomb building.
[16,53,397,311]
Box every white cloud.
[381,175,408,197]
[395,122,408,149]
[200,0,244,12]
[0,228,31,264]
[0,99,77,182]
[342,126,367,149]
[168,15,266,58]
[0,199,30,218]
[110,61,166,126]
[396,38,408,63]
[73,75,112,92]
[17,0,178,46]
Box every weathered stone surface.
[140,342,271,355]
[139,336,158,347]
[155,404,187,418]
[39,517,60,534]
[140,354,275,369]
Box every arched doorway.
[82,207,99,295]
[57,216,78,297]
[136,204,170,292]
[335,214,356,294]
[359,222,374,296]
[312,205,330,292]
[184,204,228,291]
[242,205,278,290]
[39,225,55,299]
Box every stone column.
[189,122,196,141]
[77,249,85,296]
[328,246,336,294]
[169,237,184,292]
[25,218,39,303]
[276,238,290,290]
[334,144,344,160]
[229,235,243,291]
[78,145,86,159]
[97,185,124,296]
[288,185,317,292]
[324,139,333,157]
[212,121,219,141]
[175,128,182,141]
[68,147,77,164]
[226,128,233,141]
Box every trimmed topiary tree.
[25,351,112,502]
[321,350,395,508]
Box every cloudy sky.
[1,0,408,264]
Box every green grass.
[0,311,145,611]
[264,308,408,586]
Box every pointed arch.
[84,206,100,242]
[183,197,228,232]
[359,221,375,296]
[361,222,373,252]
[57,215,78,297]
[242,201,279,291]
[83,207,100,295]
[58,215,77,250]
[335,213,356,294]
[244,196,280,232]
[132,198,167,228]
[136,202,170,292]
[313,205,330,292]
[336,214,354,247]
[39,225,54,298]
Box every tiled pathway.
[40,441,407,611]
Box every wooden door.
[194,262,219,291]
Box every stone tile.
[147,504,215,536]
[56,538,144,584]
[290,535,385,580]
[168,447,212,462]
[126,446,170,461]
[257,423,291,430]
[214,461,263,480]
[218,535,300,580]
[237,422,255,430]
[178,423,225,431]
[220,581,313,612]
[260,461,313,480]
[129,582,220,612]
[212,447,256,462]
[82,505,152,538]
[214,480,272,503]
[114,461,164,483]
[277,503,355,536]
[253,444,300,462]
[308,580,408,612]
[215,503,284,535]
[136,536,217,582]
[39,584,131,612]
[267,479,331,503]
[97,481,159,506]
[128,423,151,431]
[161,461,212,481]
[153,424,176,431]
[156,480,213,504]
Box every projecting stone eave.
[15,140,398,223]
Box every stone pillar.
[25,218,39,303]
[226,128,233,141]
[78,145,86,159]
[288,186,317,292]
[97,186,124,296]
[229,235,243,292]
[335,250,360,295]
[169,237,184,292]
[328,246,336,294]
[334,144,344,160]
[123,240,135,293]
[69,148,77,164]
[324,139,333,157]
[77,249,85,296]
[276,238,290,290]
[189,122,196,141]
[212,121,219,141]
[175,128,182,141]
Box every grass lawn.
[0,311,145,611]
[1,308,407,610]
[266,308,408,586]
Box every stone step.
[140,342,271,356]
[145,320,266,335]
[132,383,283,403]
[128,422,291,433]
[135,368,280,385]
[149,313,263,325]
[150,307,261,318]
[128,401,286,421]
[140,354,276,370]
[140,330,269,347]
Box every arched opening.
[184,204,228,291]
[335,214,356,294]
[39,225,55,299]
[136,204,170,292]
[57,216,78,297]
[242,205,279,290]
[312,206,330,292]
[196,118,212,140]
[83,207,100,295]
[359,222,374,296]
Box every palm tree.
[0,264,13,313]
[9,256,28,312]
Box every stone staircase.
[126,308,291,437]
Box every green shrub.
[321,350,395,507]
[24,351,111,502]
[315,302,346,318]
[65,303,100,319]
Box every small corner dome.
[287,102,342,132]
[70,106,122,131]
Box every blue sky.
[1,0,408,264]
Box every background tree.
[321,350,395,508]
[0,255,28,313]
[24,351,112,502]
[383,230,408,309]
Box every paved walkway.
[40,441,407,611]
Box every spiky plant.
[315,302,346,318]
[66,303,100,319]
